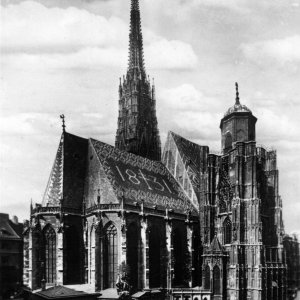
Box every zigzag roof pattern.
[42,134,64,207]
[90,138,196,214]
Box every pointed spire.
[128,0,145,75]
[235,82,240,105]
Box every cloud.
[240,35,300,67]
[0,1,198,70]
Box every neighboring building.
[22,1,298,300]
[0,213,23,299]
[283,234,300,300]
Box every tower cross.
[235,82,240,105]
[60,114,66,132]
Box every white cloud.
[160,84,215,111]
[0,1,198,70]
[240,35,300,66]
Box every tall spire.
[235,82,240,105]
[115,0,161,161]
[128,0,145,75]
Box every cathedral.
[23,1,293,300]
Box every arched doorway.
[149,225,161,288]
[103,223,118,289]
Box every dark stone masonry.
[22,0,300,300]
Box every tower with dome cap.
[220,83,257,153]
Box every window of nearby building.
[44,226,56,284]
[103,223,118,289]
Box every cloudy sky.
[0,0,300,233]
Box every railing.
[86,203,121,214]
[32,206,82,215]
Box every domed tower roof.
[224,82,252,117]
[220,83,257,153]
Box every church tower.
[220,83,257,153]
[115,0,161,161]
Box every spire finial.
[60,114,66,132]
[128,0,145,74]
[235,82,240,105]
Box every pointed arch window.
[223,218,232,245]
[225,133,232,151]
[213,266,221,295]
[44,226,56,284]
[204,265,210,290]
[103,223,118,289]
[127,222,139,290]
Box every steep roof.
[0,213,22,240]
[162,131,209,210]
[89,139,195,214]
[42,132,88,209]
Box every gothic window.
[213,266,221,295]
[224,133,232,151]
[103,223,118,289]
[149,225,161,288]
[204,265,210,290]
[192,229,201,287]
[127,222,139,290]
[223,218,232,244]
[65,225,81,284]
[173,228,184,286]
[237,129,245,142]
[44,226,56,284]
[219,200,226,213]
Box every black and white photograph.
[0,0,300,299]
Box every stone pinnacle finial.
[235,82,240,105]
[60,114,66,132]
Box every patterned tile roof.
[42,132,88,209]
[90,139,195,214]
[42,134,64,207]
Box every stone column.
[56,226,64,285]
[165,217,172,290]
[28,228,33,289]
[140,217,149,289]
[90,226,96,287]
[186,220,193,287]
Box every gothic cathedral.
[23,1,291,300]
